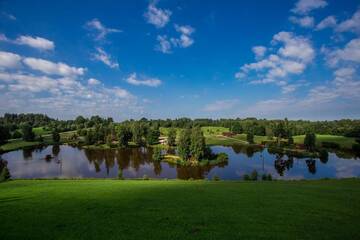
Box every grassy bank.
[1,179,360,239]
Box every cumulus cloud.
[15,35,55,50]
[156,25,195,53]
[272,31,314,63]
[0,51,22,69]
[316,16,337,30]
[252,46,267,59]
[0,34,54,50]
[236,31,314,93]
[156,35,172,53]
[23,57,86,76]
[291,0,328,15]
[204,99,239,112]
[171,25,195,48]
[85,18,121,41]
[0,71,138,119]
[335,8,360,34]
[93,47,119,69]
[126,73,162,87]
[88,78,101,85]
[144,1,172,28]
[325,38,360,66]
[289,16,314,28]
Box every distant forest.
[1,113,360,139]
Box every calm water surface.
[1,145,360,180]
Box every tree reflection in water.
[274,154,294,176]
[306,159,316,174]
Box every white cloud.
[85,18,121,41]
[204,99,238,112]
[326,38,360,66]
[291,0,328,15]
[144,2,172,28]
[93,47,119,69]
[252,46,267,59]
[335,9,360,34]
[156,35,172,53]
[171,25,195,48]
[273,31,314,63]
[23,57,86,76]
[15,35,54,50]
[235,32,314,93]
[0,34,54,50]
[0,51,22,69]
[316,16,337,30]
[0,69,139,119]
[88,78,101,85]
[289,16,314,28]
[126,73,162,87]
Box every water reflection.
[1,145,360,180]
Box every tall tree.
[118,125,132,147]
[167,128,176,146]
[0,125,10,144]
[146,127,160,145]
[190,127,206,160]
[247,131,254,144]
[52,130,60,143]
[304,133,316,151]
[21,123,35,141]
[231,122,243,134]
[177,128,191,161]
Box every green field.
[0,139,42,152]
[0,179,360,239]
[32,127,52,136]
[0,130,78,152]
[294,134,357,149]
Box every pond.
[1,145,360,180]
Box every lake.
[1,145,360,180]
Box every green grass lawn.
[1,179,359,239]
[0,139,42,152]
[32,127,51,136]
[294,134,357,149]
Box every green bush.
[243,174,250,181]
[250,170,258,181]
[216,152,229,162]
[212,175,220,181]
[143,174,149,180]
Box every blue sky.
[0,0,359,120]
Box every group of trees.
[177,127,207,161]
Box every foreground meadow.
[1,179,360,239]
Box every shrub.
[321,141,340,149]
[118,169,124,180]
[267,174,272,181]
[262,174,267,181]
[143,174,149,180]
[12,130,22,139]
[250,170,258,181]
[212,175,220,181]
[216,153,228,162]
[243,174,250,181]
[0,159,11,182]
[52,131,60,143]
